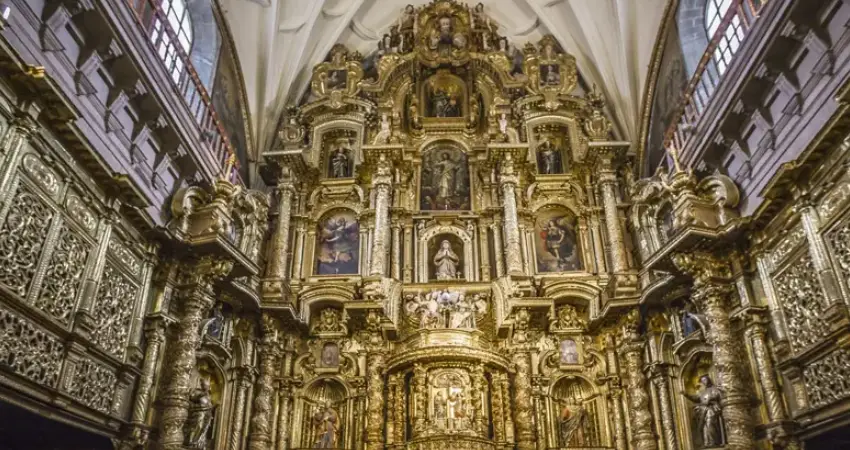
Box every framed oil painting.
[315,209,360,275]
[420,146,470,211]
[535,208,582,272]
[424,73,464,118]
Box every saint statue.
[683,375,725,448]
[433,391,447,419]
[312,402,339,448]
[559,397,586,446]
[185,378,214,449]
[537,138,561,174]
[330,142,351,178]
[434,240,460,280]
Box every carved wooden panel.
[33,225,91,326]
[0,308,64,387]
[64,358,118,414]
[89,264,138,359]
[803,348,850,410]
[0,184,55,297]
[773,254,830,352]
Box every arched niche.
[314,208,360,276]
[418,225,474,282]
[421,70,466,118]
[419,141,471,211]
[291,377,353,449]
[532,205,583,273]
[676,352,725,450]
[546,376,608,448]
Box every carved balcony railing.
[664,0,769,154]
[125,0,242,185]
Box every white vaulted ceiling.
[219,0,668,156]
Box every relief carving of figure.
[434,239,460,280]
[185,378,215,449]
[683,375,725,448]
[312,402,339,448]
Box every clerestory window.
[151,0,194,82]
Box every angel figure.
[538,216,580,272]
[316,216,359,275]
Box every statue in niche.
[683,374,725,448]
[315,210,359,275]
[433,391,447,419]
[185,378,215,449]
[434,239,460,280]
[199,303,225,343]
[559,395,586,446]
[536,137,563,174]
[681,302,706,337]
[429,85,461,118]
[535,209,582,272]
[328,139,353,178]
[312,401,339,448]
[428,14,466,56]
[420,148,470,210]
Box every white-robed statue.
[434,239,460,280]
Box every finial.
[664,140,684,174]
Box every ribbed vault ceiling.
[219,0,668,155]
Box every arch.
[525,114,584,165]
[292,377,353,449]
[299,284,358,324]
[547,375,606,448]
[418,224,474,282]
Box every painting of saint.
[560,339,579,364]
[321,343,339,368]
[425,75,463,118]
[536,137,564,174]
[535,209,582,272]
[541,64,561,86]
[315,210,360,275]
[325,69,347,91]
[420,147,470,210]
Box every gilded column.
[512,350,536,450]
[479,220,491,281]
[291,223,305,280]
[370,157,393,277]
[609,388,628,450]
[275,381,293,450]
[402,223,413,282]
[412,364,428,434]
[158,258,232,449]
[124,316,167,445]
[229,367,254,450]
[391,223,402,280]
[500,155,523,274]
[491,222,505,277]
[619,311,657,450]
[266,180,295,281]
[649,364,679,450]
[248,317,281,450]
[365,352,387,450]
[472,364,487,436]
[393,377,405,444]
[386,373,399,445]
[746,315,785,423]
[491,372,506,442]
[599,171,627,273]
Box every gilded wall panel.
[0,183,55,297]
[33,225,91,325]
[64,358,118,414]
[803,348,850,410]
[773,254,830,352]
[90,264,138,359]
[0,307,64,387]
[826,221,850,292]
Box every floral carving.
[21,154,60,196]
[90,264,138,358]
[803,348,850,410]
[34,225,90,325]
[0,186,54,296]
[65,195,97,235]
[0,308,64,387]
[773,255,830,352]
[770,225,804,267]
[108,238,141,278]
[65,359,117,414]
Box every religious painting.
[430,369,474,432]
[320,342,339,368]
[534,207,582,272]
[559,339,579,364]
[326,138,354,178]
[315,209,360,275]
[420,146,470,210]
[424,73,464,118]
[325,69,347,91]
[428,234,465,281]
[211,35,250,182]
[646,22,688,171]
[540,63,561,86]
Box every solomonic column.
[248,316,281,450]
[618,310,658,450]
[673,253,756,450]
[364,351,387,450]
[157,257,233,449]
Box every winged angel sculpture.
[404,289,488,330]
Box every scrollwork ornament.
[0,186,54,296]
[34,226,90,325]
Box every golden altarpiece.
[4,2,846,450]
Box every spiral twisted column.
[512,349,536,450]
[248,318,281,450]
[619,339,658,450]
[365,352,387,450]
[649,364,679,450]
